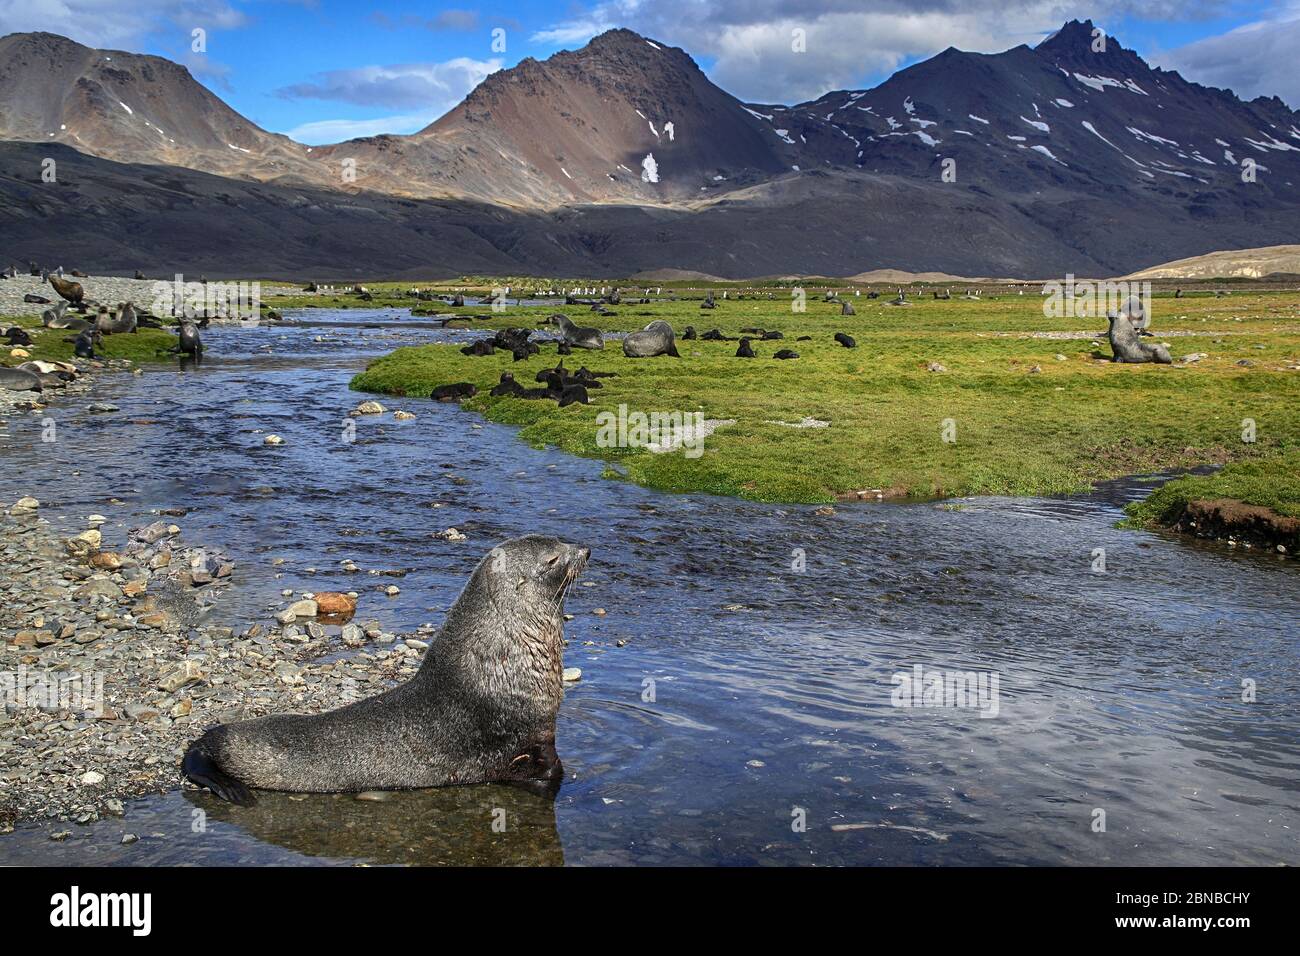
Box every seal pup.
[834,332,856,348]
[182,536,590,803]
[431,382,478,402]
[1107,313,1170,364]
[550,314,604,350]
[0,367,42,392]
[4,326,33,346]
[735,337,755,358]
[622,320,679,358]
[700,294,717,310]
[73,328,103,360]
[841,301,856,316]
[773,349,799,360]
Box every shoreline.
[0,500,430,830]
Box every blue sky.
[3,1,1297,143]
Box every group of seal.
[183,536,590,803]
[488,361,613,407]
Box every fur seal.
[4,326,33,346]
[1119,294,1150,331]
[622,320,679,358]
[1107,313,1170,364]
[48,274,84,305]
[461,339,496,357]
[73,328,103,360]
[0,367,42,392]
[431,382,478,402]
[177,320,203,357]
[841,301,856,316]
[182,536,590,803]
[681,326,696,340]
[735,337,755,358]
[550,314,603,350]
[41,302,69,327]
[700,295,717,309]
[834,332,856,348]
[773,349,799,360]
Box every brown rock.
[314,591,358,616]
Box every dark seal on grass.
[182,536,590,804]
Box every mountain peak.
[1036,19,1099,52]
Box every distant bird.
[48,274,85,305]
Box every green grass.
[348,291,1300,504]
[2,316,180,365]
[1122,452,1300,526]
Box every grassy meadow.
[339,286,1300,509]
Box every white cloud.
[529,1,1276,105]
[1154,11,1300,108]
[0,0,247,49]
[283,112,442,145]
[276,57,502,110]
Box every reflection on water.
[1,308,1297,866]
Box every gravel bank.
[0,503,426,831]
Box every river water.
[2,309,1297,865]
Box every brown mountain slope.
[1124,244,1300,279]
[0,31,321,186]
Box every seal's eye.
[545,554,560,567]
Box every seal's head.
[480,535,589,619]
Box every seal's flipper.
[182,744,256,806]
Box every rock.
[393,410,416,420]
[405,638,429,651]
[314,591,357,615]
[434,527,467,541]
[274,609,296,625]
[355,791,392,802]
[384,585,400,596]
[562,667,582,682]
[274,662,304,684]
[341,623,366,646]
[121,833,139,845]
[286,598,318,618]
[124,702,161,721]
[1054,354,1068,361]
[926,361,947,373]
[9,495,39,515]
[354,401,385,415]
[263,434,284,445]
[157,660,203,692]
[89,552,123,570]
[170,699,192,718]
[80,771,105,786]
[87,403,120,413]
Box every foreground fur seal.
[1107,313,1170,364]
[183,536,590,804]
[622,319,679,358]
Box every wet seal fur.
[183,536,590,804]
[1107,313,1170,364]
[622,320,679,358]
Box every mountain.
[0,31,321,186]
[2,20,1299,278]
[315,29,791,205]
[1124,244,1300,279]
